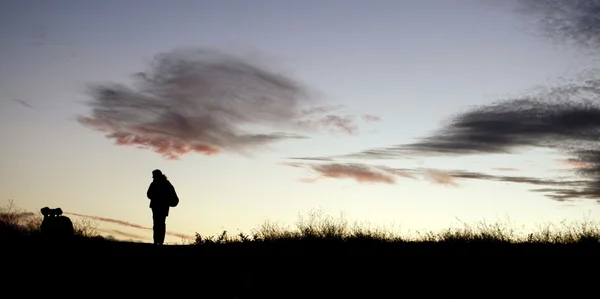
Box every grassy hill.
[4,200,600,254]
[3,201,598,297]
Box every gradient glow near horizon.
[2,0,600,243]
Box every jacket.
[146,177,175,214]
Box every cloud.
[440,169,587,188]
[296,115,359,135]
[364,1,600,201]
[426,169,590,202]
[423,169,459,187]
[12,99,34,109]
[332,145,422,160]
[558,159,592,169]
[290,1,600,202]
[98,228,147,241]
[506,0,600,50]
[283,162,417,184]
[362,114,382,122]
[286,157,336,162]
[409,168,589,201]
[66,212,149,229]
[300,105,346,116]
[491,167,519,171]
[77,47,366,160]
[340,75,600,201]
[282,160,592,198]
[65,212,193,239]
[110,229,146,240]
[298,177,320,184]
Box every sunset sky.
[2,0,600,243]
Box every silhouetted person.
[40,207,74,240]
[146,169,179,245]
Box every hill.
[3,201,599,298]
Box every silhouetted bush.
[2,200,599,247]
[0,200,101,240]
[190,208,600,246]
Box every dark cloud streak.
[506,0,600,50]
[341,79,600,201]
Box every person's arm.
[147,182,155,200]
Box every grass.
[4,200,597,297]
[0,199,102,239]
[3,199,600,247]
[191,210,600,246]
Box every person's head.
[152,169,166,180]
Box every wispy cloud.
[77,47,370,160]
[297,114,359,135]
[65,212,193,239]
[362,114,382,122]
[111,229,146,240]
[422,169,459,187]
[282,162,417,184]
[491,167,519,172]
[12,99,35,109]
[66,212,149,229]
[284,160,592,201]
[435,169,588,189]
[286,157,336,162]
[98,228,147,241]
[558,159,592,169]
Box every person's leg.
[158,214,167,244]
[152,210,167,245]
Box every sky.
[2,0,600,243]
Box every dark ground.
[4,235,598,298]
